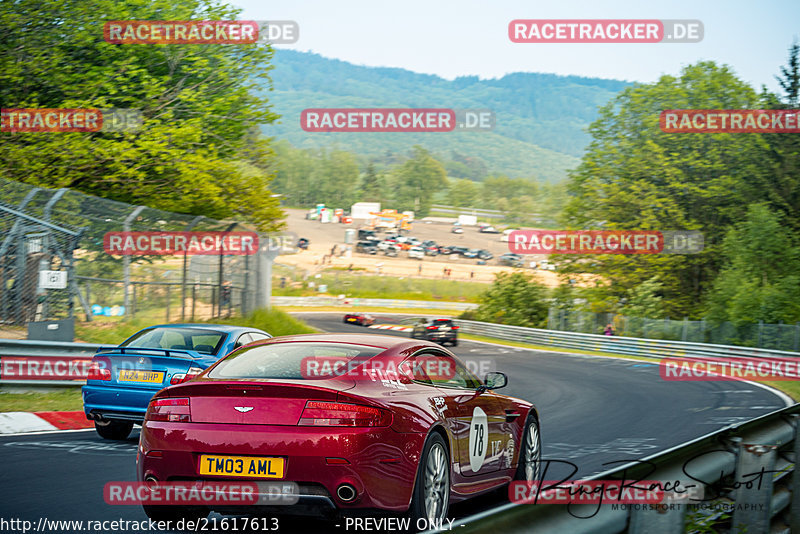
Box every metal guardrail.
[0,339,106,385]
[452,319,800,360]
[450,403,800,534]
[271,296,478,311]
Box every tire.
[94,420,133,440]
[408,433,449,524]
[514,415,542,483]
[450,338,458,347]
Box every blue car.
[82,324,271,440]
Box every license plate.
[347,318,356,321]
[199,455,285,479]
[118,370,164,383]
[440,327,451,331]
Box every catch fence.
[0,178,287,334]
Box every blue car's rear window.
[121,328,225,355]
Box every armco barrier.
[446,403,800,534]
[0,339,106,385]
[271,296,478,311]
[451,319,800,360]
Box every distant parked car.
[358,229,380,242]
[477,249,494,260]
[479,225,499,234]
[501,229,518,242]
[463,249,479,258]
[450,246,469,256]
[451,226,464,234]
[383,245,400,257]
[377,239,398,251]
[408,246,425,260]
[499,253,524,267]
[83,324,271,440]
[356,241,378,254]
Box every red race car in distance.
[343,313,375,326]
[137,334,540,525]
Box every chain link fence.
[547,307,800,351]
[0,177,284,333]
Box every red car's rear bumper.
[138,421,427,513]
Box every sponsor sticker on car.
[199,455,285,479]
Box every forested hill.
[259,49,632,182]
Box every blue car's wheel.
[94,420,133,440]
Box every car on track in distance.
[82,324,271,440]
[343,313,375,326]
[411,318,459,346]
[137,334,540,524]
[478,225,499,234]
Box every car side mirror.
[483,372,507,390]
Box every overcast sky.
[230,0,799,94]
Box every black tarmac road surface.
[0,312,788,532]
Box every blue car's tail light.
[170,367,202,385]
[87,361,111,381]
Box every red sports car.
[136,334,540,524]
[343,313,375,326]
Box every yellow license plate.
[199,455,285,479]
[118,370,164,383]
[347,318,356,321]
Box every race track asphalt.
[0,312,788,532]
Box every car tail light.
[452,326,459,330]
[426,326,437,330]
[170,367,202,385]
[146,398,191,422]
[87,361,111,381]
[298,401,392,427]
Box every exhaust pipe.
[336,484,357,503]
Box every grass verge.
[277,306,461,316]
[75,308,318,345]
[0,387,84,412]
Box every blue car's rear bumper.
[82,383,160,423]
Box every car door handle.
[505,410,521,422]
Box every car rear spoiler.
[93,346,203,360]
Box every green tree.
[360,162,383,203]
[447,179,479,207]
[0,0,283,230]
[472,272,549,327]
[390,146,447,217]
[706,205,800,325]
[620,276,665,318]
[560,61,773,316]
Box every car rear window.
[208,342,385,379]
[121,328,225,354]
